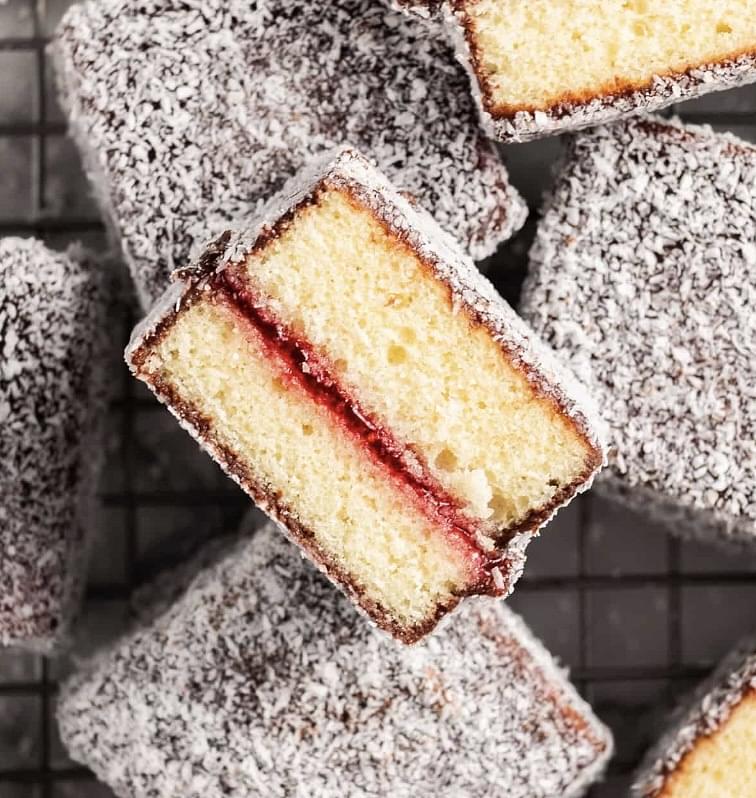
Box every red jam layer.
[215,268,505,589]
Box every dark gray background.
[1,1,755,795]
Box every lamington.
[634,637,756,798]
[126,149,605,643]
[0,238,106,651]
[58,521,613,798]
[521,117,756,545]
[52,0,527,310]
[389,1,756,142]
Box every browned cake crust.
[473,47,756,120]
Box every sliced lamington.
[52,0,527,309]
[522,117,756,545]
[634,637,756,798]
[58,521,613,798]
[126,149,605,643]
[0,238,106,651]
[389,1,756,142]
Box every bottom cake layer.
[137,293,496,639]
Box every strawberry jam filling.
[214,268,507,592]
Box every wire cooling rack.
[1,2,756,795]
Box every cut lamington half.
[127,149,605,643]
[389,1,756,141]
[53,0,527,309]
[633,637,756,798]
[522,116,756,546]
[58,520,613,798]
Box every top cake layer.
[390,1,756,141]
[195,149,605,540]
[58,520,613,798]
[634,637,756,798]
[521,117,756,544]
[0,238,106,651]
[53,0,527,309]
[127,148,604,641]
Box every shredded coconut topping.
[633,637,756,797]
[52,0,527,310]
[58,520,612,798]
[0,238,106,651]
[219,145,606,464]
[521,116,756,544]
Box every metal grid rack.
[1,1,755,795]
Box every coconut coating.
[0,237,106,651]
[521,116,756,545]
[58,521,612,798]
[53,0,527,310]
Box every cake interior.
[462,0,756,114]
[659,690,756,797]
[136,296,483,638]
[229,188,594,538]
[131,178,600,637]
